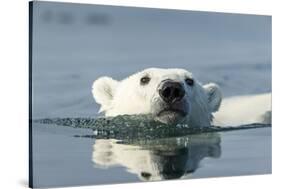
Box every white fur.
[92,68,271,127]
[92,77,119,113]
[92,68,221,127]
[213,93,271,126]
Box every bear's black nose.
[159,80,185,103]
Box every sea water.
[30,2,271,188]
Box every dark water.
[31,122,271,188]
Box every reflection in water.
[34,117,269,181]
[92,133,221,181]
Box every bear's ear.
[203,83,222,112]
[92,77,119,112]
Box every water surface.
[32,123,271,188]
[30,1,272,188]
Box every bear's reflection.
[92,133,221,181]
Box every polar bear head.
[92,68,222,127]
[92,134,221,181]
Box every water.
[30,1,272,188]
[31,122,271,188]
[31,1,271,119]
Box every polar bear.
[92,68,271,127]
[92,133,221,181]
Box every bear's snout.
[158,80,185,104]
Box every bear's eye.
[185,78,194,86]
[140,76,151,85]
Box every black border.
[29,1,33,188]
